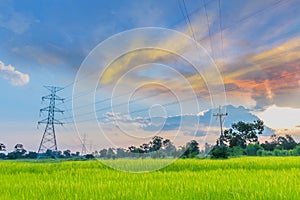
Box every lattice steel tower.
[37,86,64,156]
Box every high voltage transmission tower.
[37,86,64,158]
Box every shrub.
[292,145,300,156]
[245,143,263,156]
[229,146,244,157]
[210,146,229,159]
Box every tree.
[245,143,263,156]
[210,146,229,159]
[182,140,199,158]
[0,143,6,151]
[63,149,71,158]
[224,120,264,148]
[162,139,176,157]
[141,143,149,152]
[25,151,38,159]
[106,148,115,159]
[261,135,298,150]
[277,135,297,150]
[149,136,163,152]
[261,141,277,151]
[14,143,26,158]
[116,148,126,158]
[14,144,26,154]
[99,149,108,158]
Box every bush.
[293,145,300,156]
[245,143,263,156]
[229,146,244,157]
[210,146,229,159]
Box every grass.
[0,157,299,199]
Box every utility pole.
[37,86,64,158]
[81,133,87,155]
[213,105,228,147]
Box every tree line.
[210,120,300,158]
[1,120,299,160]
[0,136,202,160]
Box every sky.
[0,0,300,152]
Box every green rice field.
[0,157,299,200]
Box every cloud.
[0,2,33,34]
[0,61,29,86]
[103,112,150,128]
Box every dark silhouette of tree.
[162,139,176,157]
[116,148,126,158]
[245,143,263,156]
[14,144,26,154]
[140,143,150,153]
[182,140,199,158]
[277,135,297,150]
[25,151,38,159]
[99,149,108,158]
[149,136,163,152]
[210,146,229,159]
[224,120,264,148]
[106,148,115,159]
[63,149,71,158]
[261,134,298,150]
[0,143,6,151]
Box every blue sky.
[1,0,300,152]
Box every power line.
[218,0,225,62]
[178,0,197,41]
[60,0,291,120]
[61,67,300,124]
[58,0,289,107]
[203,0,214,57]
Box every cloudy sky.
[0,0,300,152]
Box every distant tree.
[162,139,176,157]
[277,135,297,150]
[116,148,126,158]
[63,149,71,158]
[149,136,163,152]
[25,151,38,159]
[228,146,245,156]
[245,143,263,156]
[0,153,5,159]
[182,140,199,158]
[7,152,17,159]
[224,120,264,148]
[261,141,277,151]
[0,143,6,151]
[13,143,26,158]
[99,148,108,158]
[140,143,150,153]
[293,145,300,156]
[210,146,229,159]
[85,154,95,159]
[106,148,115,159]
[261,135,298,151]
[14,144,26,155]
[45,149,55,158]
